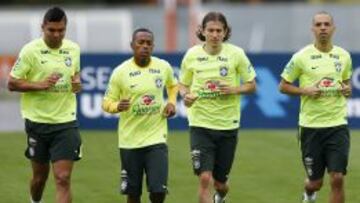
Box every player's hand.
[71,75,82,93]
[302,86,321,99]
[219,83,238,95]
[39,72,61,90]
[117,99,131,112]
[163,103,176,118]
[339,82,351,97]
[183,93,198,107]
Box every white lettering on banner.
[81,66,112,90]
[348,98,360,117]
[351,66,360,90]
[80,93,118,118]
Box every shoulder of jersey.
[333,45,351,57]
[21,38,42,52]
[152,56,172,68]
[113,58,133,74]
[185,45,203,56]
[62,39,80,50]
[293,44,314,57]
[223,43,246,56]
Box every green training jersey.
[10,38,80,123]
[104,57,177,149]
[281,44,352,127]
[180,43,256,130]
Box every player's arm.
[102,69,131,114]
[102,98,130,114]
[163,84,178,118]
[178,83,197,107]
[339,79,351,98]
[279,78,321,98]
[7,74,60,92]
[71,72,82,93]
[219,79,256,95]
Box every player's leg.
[300,127,326,202]
[52,160,74,203]
[24,119,51,203]
[50,124,82,203]
[190,127,216,203]
[120,148,145,203]
[326,125,349,203]
[145,144,168,203]
[329,172,345,203]
[30,161,50,202]
[212,128,238,203]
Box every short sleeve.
[236,50,256,82]
[281,54,302,83]
[179,52,193,86]
[165,62,177,87]
[342,53,352,81]
[10,47,32,79]
[104,68,122,101]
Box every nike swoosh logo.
[41,60,48,64]
[130,84,137,88]
[311,66,318,70]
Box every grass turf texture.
[1,130,359,202]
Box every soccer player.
[7,7,82,203]
[279,11,352,203]
[102,28,178,203]
[178,12,256,203]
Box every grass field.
[1,130,360,203]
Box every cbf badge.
[155,78,163,88]
[334,61,342,72]
[64,57,72,67]
[219,66,228,77]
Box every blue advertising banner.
[78,53,360,129]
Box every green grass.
[1,130,360,203]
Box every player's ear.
[130,41,135,51]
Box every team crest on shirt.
[155,77,163,88]
[334,61,342,72]
[64,57,72,67]
[219,66,228,77]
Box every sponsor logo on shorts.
[120,170,128,193]
[304,157,313,176]
[191,149,201,170]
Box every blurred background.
[1,0,360,131]
[1,1,360,203]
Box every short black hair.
[132,28,154,42]
[43,7,67,24]
[196,11,232,42]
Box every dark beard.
[139,58,149,66]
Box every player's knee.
[307,179,323,191]
[330,173,344,189]
[54,171,71,187]
[199,172,212,188]
[214,180,228,193]
[32,175,48,187]
[128,195,141,203]
[149,192,166,203]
